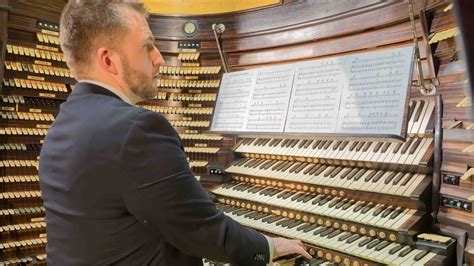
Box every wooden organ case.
[0,0,471,265]
[147,0,472,265]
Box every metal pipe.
[212,23,229,73]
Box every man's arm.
[119,110,270,265]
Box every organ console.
[1,0,473,265]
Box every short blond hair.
[60,0,148,76]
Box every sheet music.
[336,46,414,135]
[211,46,414,137]
[285,58,344,133]
[210,70,254,131]
[245,67,294,132]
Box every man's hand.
[272,237,312,259]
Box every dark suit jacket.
[39,82,270,265]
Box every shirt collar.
[79,80,133,105]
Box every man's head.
[60,0,164,103]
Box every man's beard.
[120,55,157,101]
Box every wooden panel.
[152,1,432,53]
[8,0,64,23]
[226,22,426,67]
[150,0,386,40]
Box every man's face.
[118,9,164,101]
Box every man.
[39,0,311,265]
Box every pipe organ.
[0,0,473,265]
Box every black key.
[381,207,395,218]
[329,198,342,208]
[353,202,367,212]
[290,139,299,148]
[414,100,425,122]
[346,234,361,244]
[332,141,342,150]
[375,241,391,251]
[349,141,359,151]
[389,208,404,219]
[373,142,383,153]
[330,166,343,178]
[393,173,407,185]
[407,100,417,122]
[289,163,302,173]
[303,140,313,149]
[301,194,314,203]
[296,223,313,231]
[384,172,398,184]
[400,138,414,155]
[414,250,429,261]
[342,200,355,210]
[319,228,335,237]
[401,173,414,186]
[362,142,373,152]
[373,205,387,216]
[312,140,322,149]
[360,203,375,214]
[291,192,305,201]
[276,190,289,198]
[323,140,332,149]
[381,142,391,153]
[392,142,403,154]
[364,170,377,182]
[338,232,352,242]
[317,140,327,149]
[335,199,348,209]
[272,161,286,171]
[303,224,319,233]
[314,165,327,176]
[318,196,333,206]
[409,138,422,154]
[355,141,365,152]
[372,171,385,183]
[345,168,359,180]
[311,195,326,205]
[282,191,297,199]
[327,229,342,239]
[295,163,309,174]
[339,168,353,179]
[323,166,335,177]
[312,227,327,235]
[398,247,412,257]
[339,141,349,150]
[287,220,303,229]
[353,169,367,181]
[272,139,283,147]
[358,237,373,247]
[298,139,308,148]
[367,239,381,249]
[281,162,294,172]
[309,165,322,175]
[304,164,318,175]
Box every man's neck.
[78,79,136,105]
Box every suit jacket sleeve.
[119,110,270,265]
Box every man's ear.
[96,47,119,75]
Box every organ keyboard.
[212,96,447,265]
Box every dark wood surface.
[0,0,9,94]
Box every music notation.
[337,47,413,135]
[286,58,344,133]
[245,67,294,132]
[211,46,414,138]
[211,70,255,131]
